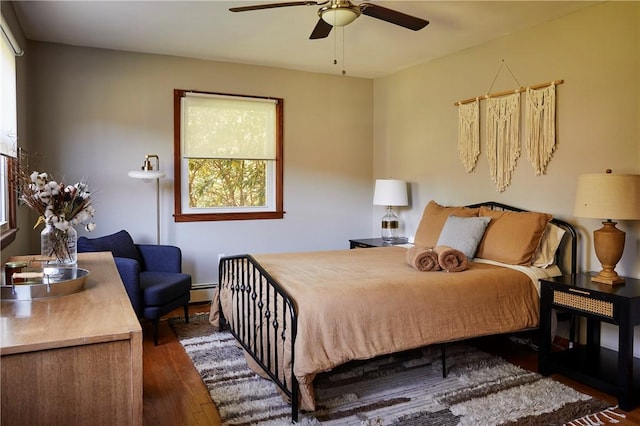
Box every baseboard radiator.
[190,283,217,303]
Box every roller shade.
[0,13,20,158]
[182,93,277,160]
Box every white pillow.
[436,215,491,259]
[532,223,566,268]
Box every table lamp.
[373,179,408,241]
[573,170,640,285]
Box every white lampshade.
[373,179,408,207]
[320,7,360,26]
[128,154,166,182]
[128,170,165,181]
[573,173,640,220]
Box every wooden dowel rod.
[454,79,564,106]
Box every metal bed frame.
[217,201,577,424]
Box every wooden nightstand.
[349,237,409,249]
[539,273,640,411]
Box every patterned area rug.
[170,314,623,425]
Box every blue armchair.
[77,230,191,345]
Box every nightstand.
[539,273,640,411]
[349,237,409,249]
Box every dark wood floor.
[143,303,640,426]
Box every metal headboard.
[466,201,577,275]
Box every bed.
[210,201,577,422]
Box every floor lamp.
[128,154,166,244]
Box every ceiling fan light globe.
[320,7,359,26]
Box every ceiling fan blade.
[359,3,428,31]
[230,1,320,13]
[309,18,333,39]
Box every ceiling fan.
[229,0,429,40]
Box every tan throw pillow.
[414,201,480,247]
[475,206,552,265]
[532,223,566,268]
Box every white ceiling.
[12,1,597,79]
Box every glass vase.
[41,223,78,266]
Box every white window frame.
[179,160,276,215]
[0,157,8,233]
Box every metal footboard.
[218,255,299,423]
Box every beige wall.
[6,1,638,281]
[373,1,639,279]
[14,43,373,283]
[373,1,640,354]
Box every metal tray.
[1,267,90,300]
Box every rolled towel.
[433,245,468,272]
[406,246,441,271]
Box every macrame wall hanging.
[454,60,563,192]
[486,94,520,192]
[525,83,556,175]
[457,100,480,172]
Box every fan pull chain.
[333,22,338,65]
[332,26,346,75]
[341,26,346,75]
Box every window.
[0,155,17,248]
[174,90,284,222]
[0,156,10,232]
[0,13,22,249]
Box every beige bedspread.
[212,246,539,411]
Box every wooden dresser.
[1,252,143,425]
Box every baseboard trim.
[190,284,216,303]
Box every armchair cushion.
[137,244,182,273]
[142,291,191,324]
[141,271,191,306]
[77,230,142,265]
